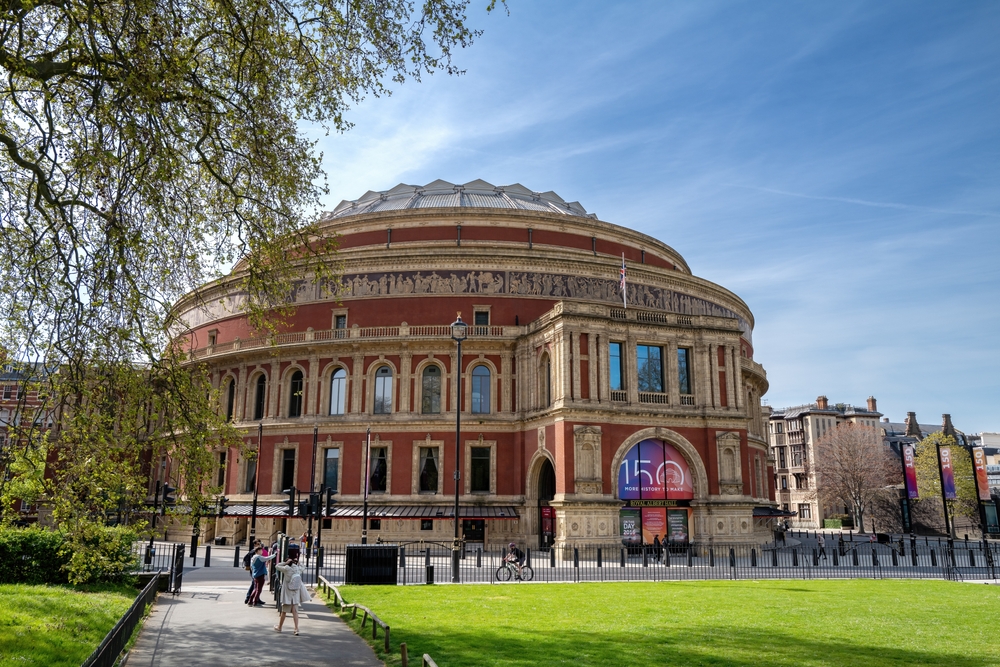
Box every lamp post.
[451,313,468,583]
[306,423,318,565]
[362,427,371,544]
[248,421,262,547]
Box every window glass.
[609,342,623,391]
[636,345,664,393]
[288,370,304,417]
[281,449,295,491]
[421,519,433,531]
[677,348,691,395]
[217,452,227,488]
[474,311,489,326]
[373,366,392,414]
[471,366,491,414]
[245,458,257,493]
[419,447,439,492]
[369,447,387,492]
[421,366,441,414]
[471,447,491,493]
[330,368,347,415]
[225,380,236,421]
[323,448,340,492]
[253,375,267,420]
[335,315,347,329]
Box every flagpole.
[621,253,627,309]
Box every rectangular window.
[775,422,783,434]
[471,447,491,493]
[281,449,296,492]
[323,448,340,493]
[778,447,787,469]
[782,503,789,512]
[370,519,381,530]
[369,447,387,493]
[791,445,804,467]
[322,519,332,530]
[421,519,434,531]
[780,475,787,490]
[474,311,489,326]
[419,447,439,493]
[217,452,227,488]
[609,342,624,391]
[799,503,812,519]
[245,459,257,494]
[677,348,692,395]
[636,345,664,393]
[335,315,347,329]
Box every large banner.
[903,445,919,500]
[618,439,695,500]
[667,509,690,544]
[939,447,957,500]
[972,447,991,501]
[620,510,642,546]
[641,507,667,544]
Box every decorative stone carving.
[573,425,603,495]
[537,426,546,452]
[716,431,743,496]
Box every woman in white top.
[273,552,309,635]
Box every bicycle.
[496,555,533,582]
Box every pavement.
[126,553,383,667]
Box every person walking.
[274,552,309,635]
[249,547,276,607]
[652,535,663,564]
[817,533,827,560]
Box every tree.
[811,423,899,533]
[0,0,497,576]
[912,433,979,535]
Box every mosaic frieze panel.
[321,269,750,338]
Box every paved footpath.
[126,558,382,667]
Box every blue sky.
[310,1,1000,433]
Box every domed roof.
[326,179,596,220]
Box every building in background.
[170,179,774,550]
[766,396,882,529]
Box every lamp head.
[451,313,468,341]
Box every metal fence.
[81,571,161,667]
[298,537,998,585]
[131,542,186,592]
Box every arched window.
[373,366,393,414]
[471,365,491,414]
[288,370,304,418]
[253,374,267,420]
[421,365,441,414]
[330,368,347,415]
[540,354,552,407]
[225,379,236,422]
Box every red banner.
[972,447,991,501]
[939,447,957,500]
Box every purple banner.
[618,439,695,500]
[939,447,957,500]
[973,447,991,502]
[903,445,919,500]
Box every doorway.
[537,459,556,549]
[463,519,485,543]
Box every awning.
[753,506,798,517]
[222,504,519,520]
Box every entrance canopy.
[222,504,519,520]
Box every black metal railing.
[81,571,161,667]
[299,537,998,585]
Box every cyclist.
[506,542,525,579]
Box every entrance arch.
[526,450,557,548]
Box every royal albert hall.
[173,179,774,550]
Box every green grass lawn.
[331,580,1000,667]
[0,583,136,667]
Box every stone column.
[571,331,582,403]
[626,331,639,404]
[350,351,364,414]
[306,354,319,416]
[588,332,599,403]
[501,350,513,413]
[236,363,247,421]
[269,359,280,418]
[666,341,679,406]
[399,348,412,414]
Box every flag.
[619,253,627,308]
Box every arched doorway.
[537,459,556,549]
[617,439,694,547]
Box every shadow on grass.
[339,616,995,667]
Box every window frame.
[329,367,348,415]
[418,446,441,494]
[373,365,393,414]
[677,347,692,396]
[287,369,304,418]
[636,344,664,394]
[470,364,491,414]
[367,446,389,493]
[464,438,497,495]
[609,341,624,392]
[420,364,443,415]
[322,445,341,494]
[252,373,267,421]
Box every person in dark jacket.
[248,547,276,606]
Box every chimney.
[905,412,922,439]
[816,395,828,410]
[942,414,956,438]
[867,396,877,412]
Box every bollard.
[401,643,409,667]
[318,546,325,569]
[832,549,839,566]
[852,548,859,567]
[729,548,736,568]
[552,548,557,568]
[597,547,602,568]
[526,548,531,568]
[205,544,212,567]
[234,545,241,568]
[665,547,671,567]
[573,547,579,568]
[620,548,625,568]
[771,549,778,567]
[643,547,648,568]
[969,550,976,567]
[750,549,757,567]
[426,565,434,585]
[872,548,879,567]
[687,546,693,568]
[930,549,937,567]
[709,549,715,567]
[891,548,898,567]
[812,548,818,567]
[792,549,798,567]
[476,548,481,568]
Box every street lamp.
[451,313,468,583]
[249,421,262,547]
